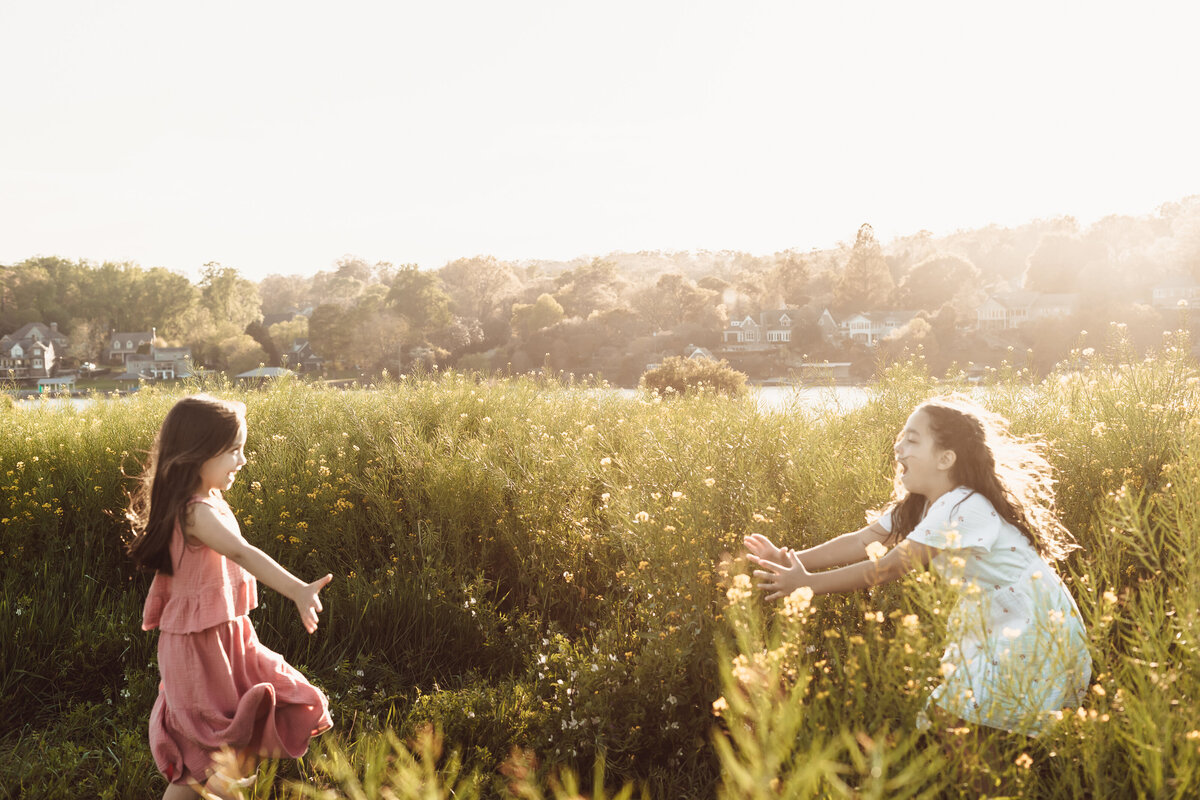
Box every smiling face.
[197,424,248,494]
[893,408,957,501]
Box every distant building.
[976,292,1078,330]
[838,310,918,346]
[115,344,193,382]
[283,339,324,373]
[0,322,68,381]
[1151,277,1200,310]
[109,330,156,364]
[723,308,835,350]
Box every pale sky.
[2,1,1197,282]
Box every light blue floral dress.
[878,486,1092,736]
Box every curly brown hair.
[884,394,1078,562]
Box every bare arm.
[188,502,332,634]
[750,537,938,601]
[744,521,891,572]
[791,521,892,570]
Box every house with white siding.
[0,322,68,381]
[976,293,1078,330]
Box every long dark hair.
[126,394,246,574]
[883,394,1078,562]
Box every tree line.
[3,196,1199,382]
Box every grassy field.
[2,332,1199,798]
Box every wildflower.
[781,586,813,617]
[726,574,753,603]
[1015,753,1034,769]
[1186,730,1200,740]
[865,541,887,562]
[634,511,649,524]
[711,696,728,716]
[1002,627,1022,639]
[671,491,683,499]
[704,477,715,487]
[901,614,920,629]
[1092,684,1106,697]
[600,457,612,467]
[1103,589,1118,605]
[940,662,957,677]
[751,513,767,523]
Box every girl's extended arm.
[744,521,891,572]
[188,502,332,634]
[749,537,938,601]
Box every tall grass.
[2,329,1199,797]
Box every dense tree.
[553,258,628,318]
[244,319,282,367]
[437,256,522,322]
[1027,231,1108,293]
[511,294,565,338]
[769,252,812,308]
[635,273,722,332]
[307,304,356,369]
[386,265,453,334]
[835,225,902,311]
[834,224,895,311]
[894,255,982,311]
[215,333,268,375]
[199,264,262,331]
[259,273,310,314]
[268,317,309,358]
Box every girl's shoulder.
[189,492,231,513]
[182,493,231,546]
[924,487,997,524]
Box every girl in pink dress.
[127,394,333,799]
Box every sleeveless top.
[142,495,258,634]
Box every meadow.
[2,330,1199,799]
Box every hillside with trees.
[3,196,1199,383]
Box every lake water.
[615,384,870,412]
[13,384,872,414]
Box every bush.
[639,356,748,398]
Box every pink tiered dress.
[142,495,332,785]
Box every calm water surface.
[15,385,872,414]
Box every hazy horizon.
[3,1,1198,282]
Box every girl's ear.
[937,448,957,472]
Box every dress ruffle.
[150,615,332,785]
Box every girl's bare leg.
[203,749,260,800]
[162,782,201,800]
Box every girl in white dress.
[746,394,1091,737]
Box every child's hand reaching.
[748,549,814,601]
[743,533,786,565]
[293,574,333,634]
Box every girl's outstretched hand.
[293,574,333,634]
[749,549,814,602]
[743,533,786,565]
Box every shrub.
[639,356,748,398]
